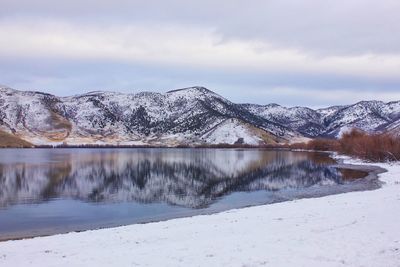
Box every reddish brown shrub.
[307,138,340,151]
[339,129,400,162]
[289,129,400,162]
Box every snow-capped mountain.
[320,100,400,137]
[0,85,399,146]
[242,100,400,138]
[242,103,326,137]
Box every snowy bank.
[0,156,399,267]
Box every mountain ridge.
[0,85,399,146]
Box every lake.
[0,148,370,240]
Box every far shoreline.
[1,144,288,149]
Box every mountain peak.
[355,100,384,106]
[165,86,226,102]
[0,84,14,90]
[166,86,213,94]
[0,86,17,94]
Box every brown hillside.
[0,130,34,148]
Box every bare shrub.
[289,129,400,162]
[339,129,400,162]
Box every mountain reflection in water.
[0,149,348,209]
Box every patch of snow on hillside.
[337,126,354,138]
[202,119,262,145]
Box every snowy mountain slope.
[242,100,400,138]
[385,117,400,136]
[200,118,279,145]
[0,87,72,142]
[241,103,325,137]
[0,86,294,146]
[0,85,399,145]
[321,100,400,137]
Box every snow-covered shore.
[0,156,399,267]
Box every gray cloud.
[2,0,399,55]
[0,0,399,106]
[1,59,399,107]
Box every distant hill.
[0,85,399,147]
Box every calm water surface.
[0,148,368,240]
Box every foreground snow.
[0,156,400,267]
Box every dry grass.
[41,112,72,141]
[289,129,400,162]
[0,130,34,148]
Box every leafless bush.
[289,129,400,162]
[339,129,400,162]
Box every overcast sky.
[1,0,400,107]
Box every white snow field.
[0,156,399,267]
